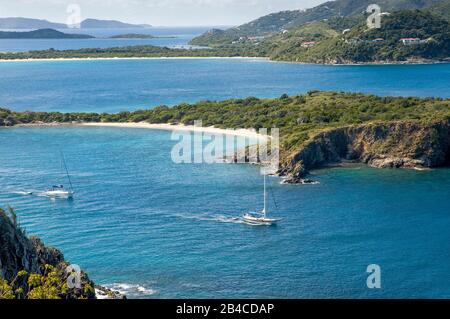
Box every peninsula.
[1,91,449,182]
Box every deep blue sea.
[0,60,449,113]
[0,126,449,298]
[0,45,449,298]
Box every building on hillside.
[247,36,265,43]
[400,38,421,45]
[301,41,317,48]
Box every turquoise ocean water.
[0,54,449,298]
[0,60,449,113]
[0,126,449,298]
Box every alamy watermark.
[170,121,279,175]
[66,264,81,289]
[66,4,82,28]
[367,264,381,289]
[367,4,382,29]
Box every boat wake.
[12,190,72,199]
[12,190,35,196]
[172,212,245,224]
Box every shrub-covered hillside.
[2,91,450,151]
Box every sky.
[0,0,327,26]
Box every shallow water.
[1,126,449,298]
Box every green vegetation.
[109,33,155,39]
[190,9,450,64]
[269,10,450,63]
[0,28,94,39]
[0,207,96,299]
[2,91,449,151]
[0,263,94,299]
[0,44,261,60]
[258,21,340,61]
[1,8,448,64]
[189,0,449,45]
[426,0,450,20]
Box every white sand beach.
[79,122,269,141]
[0,56,269,63]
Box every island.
[0,28,94,39]
[108,33,176,39]
[1,91,449,183]
[0,17,151,29]
[1,6,449,64]
[109,33,156,39]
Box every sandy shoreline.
[0,56,269,63]
[15,122,269,141]
[0,55,446,65]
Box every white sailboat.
[44,153,74,199]
[242,174,281,226]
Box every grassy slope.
[189,0,449,46]
[268,10,450,63]
[425,0,450,19]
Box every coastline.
[269,58,450,66]
[15,122,269,141]
[0,55,446,65]
[0,56,269,63]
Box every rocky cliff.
[279,120,450,183]
[0,207,96,299]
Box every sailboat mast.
[61,152,73,191]
[263,173,267,218]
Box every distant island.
[0,17,152,29]
[0,28,94,39]
[1,91,450,183]
[80,18,151,29]
[1,6,449,64]
[108,34,177,39]
[0,28,176,40]
[109,33,156,39]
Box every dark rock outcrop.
[280,120,450,183]
[0,208,95,299]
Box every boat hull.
[242,213,280,226]
[44,190,74,198]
